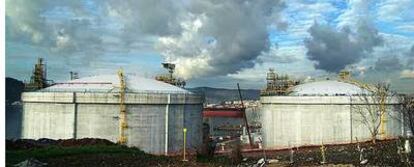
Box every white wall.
[261,96,403,149]
[21,92,203,155]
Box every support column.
[350,96,353,143]
[164,94,171,155]
[73,92,78,139]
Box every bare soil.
[6,138,414,167]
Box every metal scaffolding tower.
[261,68,299,96]
[25,58,50,91]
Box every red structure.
[202,107,244,118]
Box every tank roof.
[40,74,191,93]
[289,80,369,96]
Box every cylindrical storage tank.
[261,80,403,149]
[21,74,204,155]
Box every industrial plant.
[6,0,414,166]
[16,60,407,147]
[6,58,414,166]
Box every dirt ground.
[240,139,414,166]
[6,138,232,167]
[6,138,414,167]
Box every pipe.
[73,92,78,139]
[349,96,353,143]
[164,94,170,155]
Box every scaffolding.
[260,68,299,96]
[25,58,51,91]
[117,69,128,144]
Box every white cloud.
[228,45,312,81]
[336,0,373,28]
[5,0,414,89]
[282,0,338,39]
[260,45,305,62]
[379,32,414,54]
[396,23,414,32]
[376,0,413,22]
[400,70,414,79]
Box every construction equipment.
[155,63,186,87]
[117,69,128,144]
[338,70,388,139]
[25,58,52,91]
[237,83,253,148]
[261,68,299,96]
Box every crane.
[118,69,128,144]
[237,83,253,147]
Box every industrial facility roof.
[41,74,191,93]
[289,80,369,96]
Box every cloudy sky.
[5,0,414,93]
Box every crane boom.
[237,83,253,147]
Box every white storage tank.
[21,74,204,155]
[261,80,403,149]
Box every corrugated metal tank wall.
[260,96,403,149]
[21,92,204,155]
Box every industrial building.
[260,70,404,149]
[21,73,204,155]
